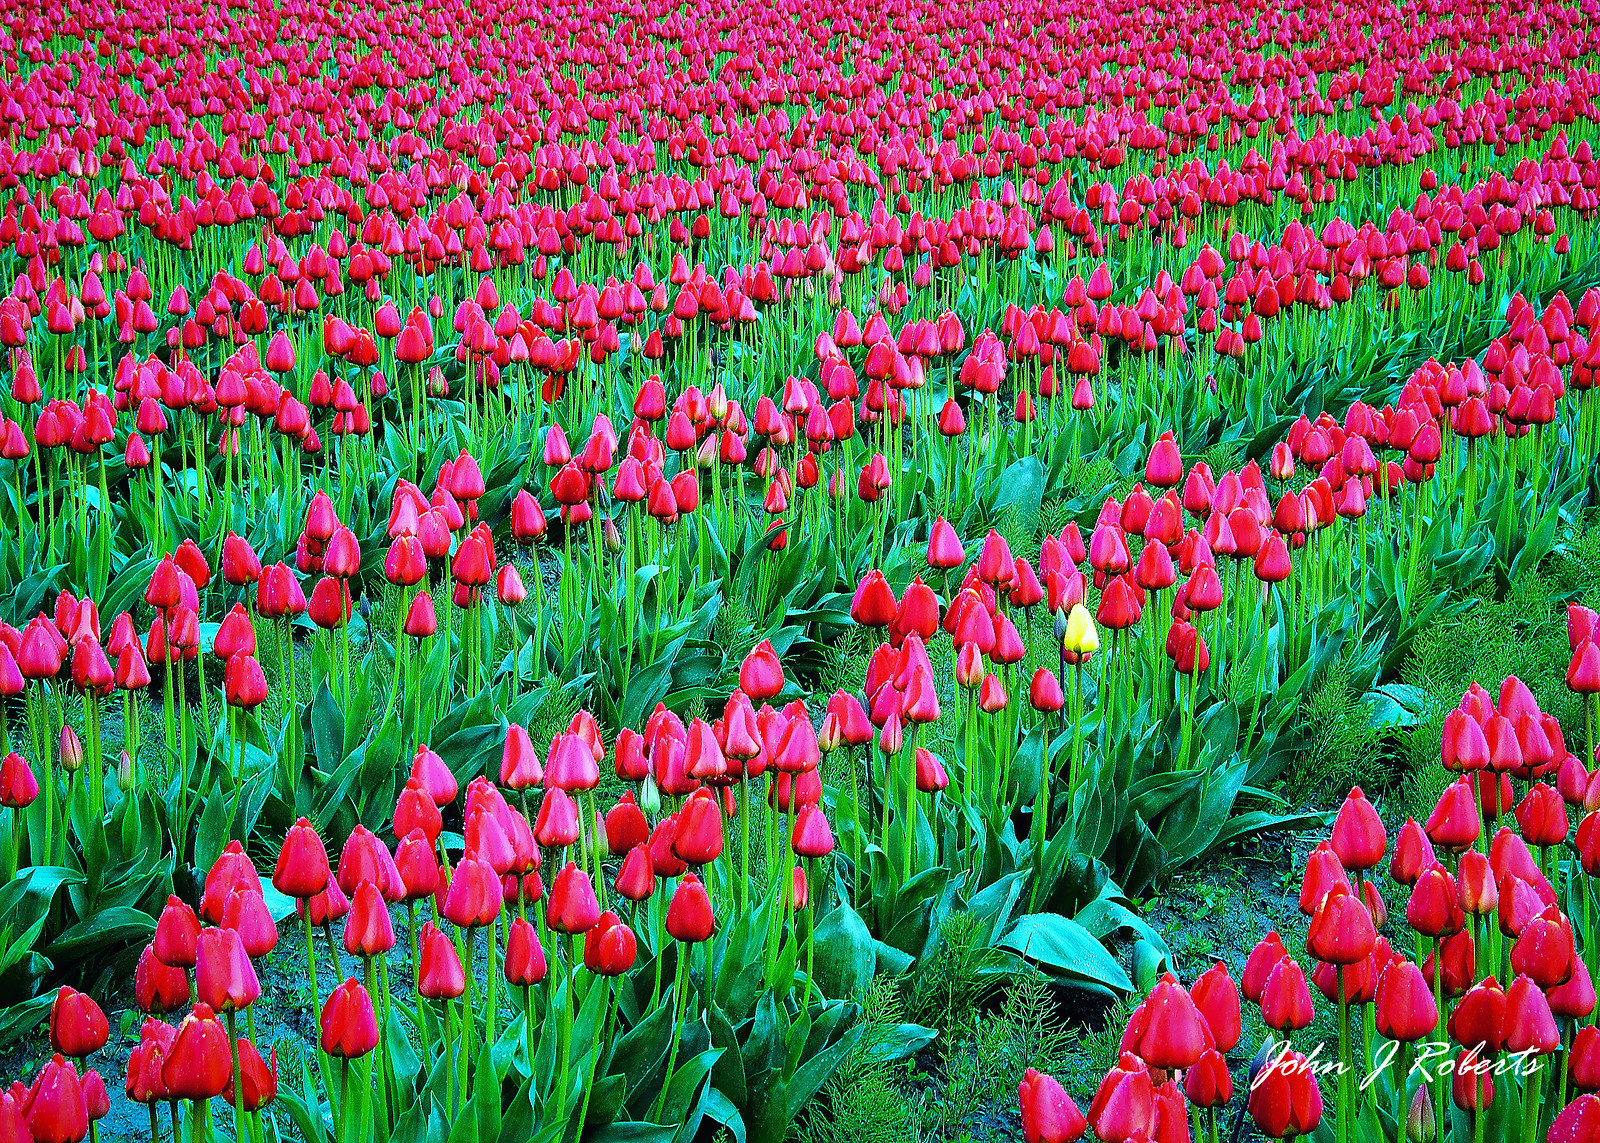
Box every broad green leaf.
[999,913,1131,994]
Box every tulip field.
[8,0,1600,1139]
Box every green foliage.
[904,912,1011,1034]
[1283,658,1395,803]
[801,970,1081,1143]
[799,979,920,1143]
[1395,515,1600,821]
[1058,454,1122,511]
[1056,993,1139,1098]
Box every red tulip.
[0,751,38,807]
[224,1038,276,1112]
[1374,960,1437,1042]
[583,912,638,976]
[504,916,548,986]
[1018,1068,1087,1143]
[1248,1050,1323,1139]
[162,1004,232,1100]
[152,895,201,968]
[343,881,397,957]
[320,980,380,1059]
[1260,956,1315,1032]
[1551,1093,1600,1142]
[1085,1053,1154,1142]
[1329,786,1385,870]
[26,1055,88,1143]
[441,854,502,929]
[135,945,190,1014]
[417,923,466,1000]
[666,873,715,942]
[194,927,260,1013]
[546,861,601,934]
[48,987,108,1059]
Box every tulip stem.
[804,862,817,1011]
[740,773,751,912]
[442,1000,455,1116]
[227,1010,245,1143]
[523,984,535,1082]
[338,1060,350,1143]
[1394,1042,1408,1143]
[362,959,389,1137]
[651,947,690,1123]
[576,982,615,1132]
[303,912,324,1052]
[1521,1065,1543,1143]
[1336,971,1349,1143]
[484,920,498,1049]
[1431,936,1445,1134]
[558,934,576,1117]
[902,725,918,882]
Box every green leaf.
[1357,683,1432,730]
[696,1088,746,1143]
[611,997,675,1080]
[475,1038,502,1143]
[998,913,1131,994]
[810,898,874,999]
[656,1047,721,1125]
[992,457,1044,515]
[194,791,234,876]
[855,1023,937,1068]
[390,1097,437,1143]
[48,906,155,958]
[593,1125,676,1142]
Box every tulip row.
[4,633,860,1142]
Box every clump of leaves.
[993,502,1041,560]
[816,624,871,696]
[1061,454,1122,509]
[714,595,756,656]
[528,681,579,747]
[1198,440,1245,478]
[1038,498,1075,543]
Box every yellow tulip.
[1062,604,1100,656]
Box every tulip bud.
[58,725,83,772]
[50,986,109,1058]
[320,979,380,1059]
[1406,1085,1435,1142]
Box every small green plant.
[800,977,921,1143]
[1284,658,1395,802]
[904,912,1010,1035]
[916,971,1076,1141]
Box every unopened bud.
[58,725,84,772]
[640,774,661,815]
[1407,1084,1436,1142]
